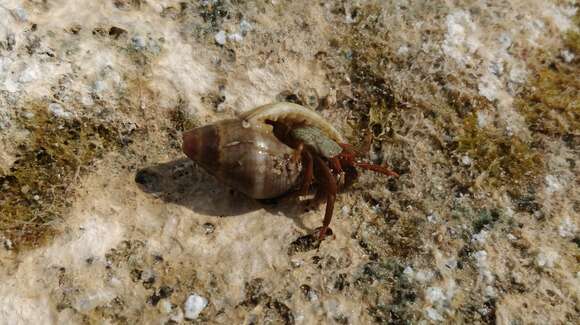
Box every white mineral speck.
[461,155,472,166]
[19,65,40,83]
[397,45,409,56]
[92,80,107,93]
[345,11,356,24]
[558,216,576,238]
[442,11,480,65]
[507,233,517,241]
[13,7,28,22]
[403,266,414,278]
[504,207,514,218]
[0,112,10,130]
[240,20,252,33]
[561,49,575,63]
[3,237,13,250]
[4,78,19,93]
[227,32,243,42]
[478,74,502,101]
[48,103,72,119]
[476,111,491,128]
[489,60,504,76]
[109,277,122,287]
[498,33,512,49]
[484,285,496,298]
[170,307,184,323]
[158,299,172,314]
[184,294,208,320]
[81,95,94,107]
[131,36,146,50]
[478,306,491,316]
[474,250,494,283]
[426,307,444,321]
[414,270,433,283]
[545,175,562,194]
[508,64,528,84]
[426,287,445,305]
[324,300,344,319]
[291,259,303,268]
[445,259,458,270]
[545,4,576,31]
[341,205,350,216]
[74,291,115,312]
[472,230,488,245]
[427,213,438,223]
[474,250,487,263]
[214,31,227,45]
[308,290,319,302]
[141,269,155,283]
[536,249,559,269]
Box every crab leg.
[313,156,337,240]
[342,164,358,190]
[337,145,399,177]
[299,149,314,196]
[329,156,343,175]
[355,162,399,177]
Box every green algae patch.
[516,66,580,137]
[565,30,580,55]
[0,103,121,249]
[564,8,580,55]
[520,7,580,137]
[457,113,543,191]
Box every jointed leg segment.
[300,149,314,196]
[295,138,398,242]
[313,155,337,240]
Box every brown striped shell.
[182,118,302,199]
[182,102,348,199]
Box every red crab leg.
[313,155,337,240]
[355,162,399,177]
[329,156,343,175]
[299,149,314,196]
[337,143,399,178]
[340,161,358,190]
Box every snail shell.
[182,118,302,199]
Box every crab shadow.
[134,158,312,230]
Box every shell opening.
[241,102,347,144]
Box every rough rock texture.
[0,0,578,324]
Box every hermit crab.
[182,102,398,240]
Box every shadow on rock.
[135,158,309,227]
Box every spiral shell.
[182,118,302,199]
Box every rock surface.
[0,0,578,324]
